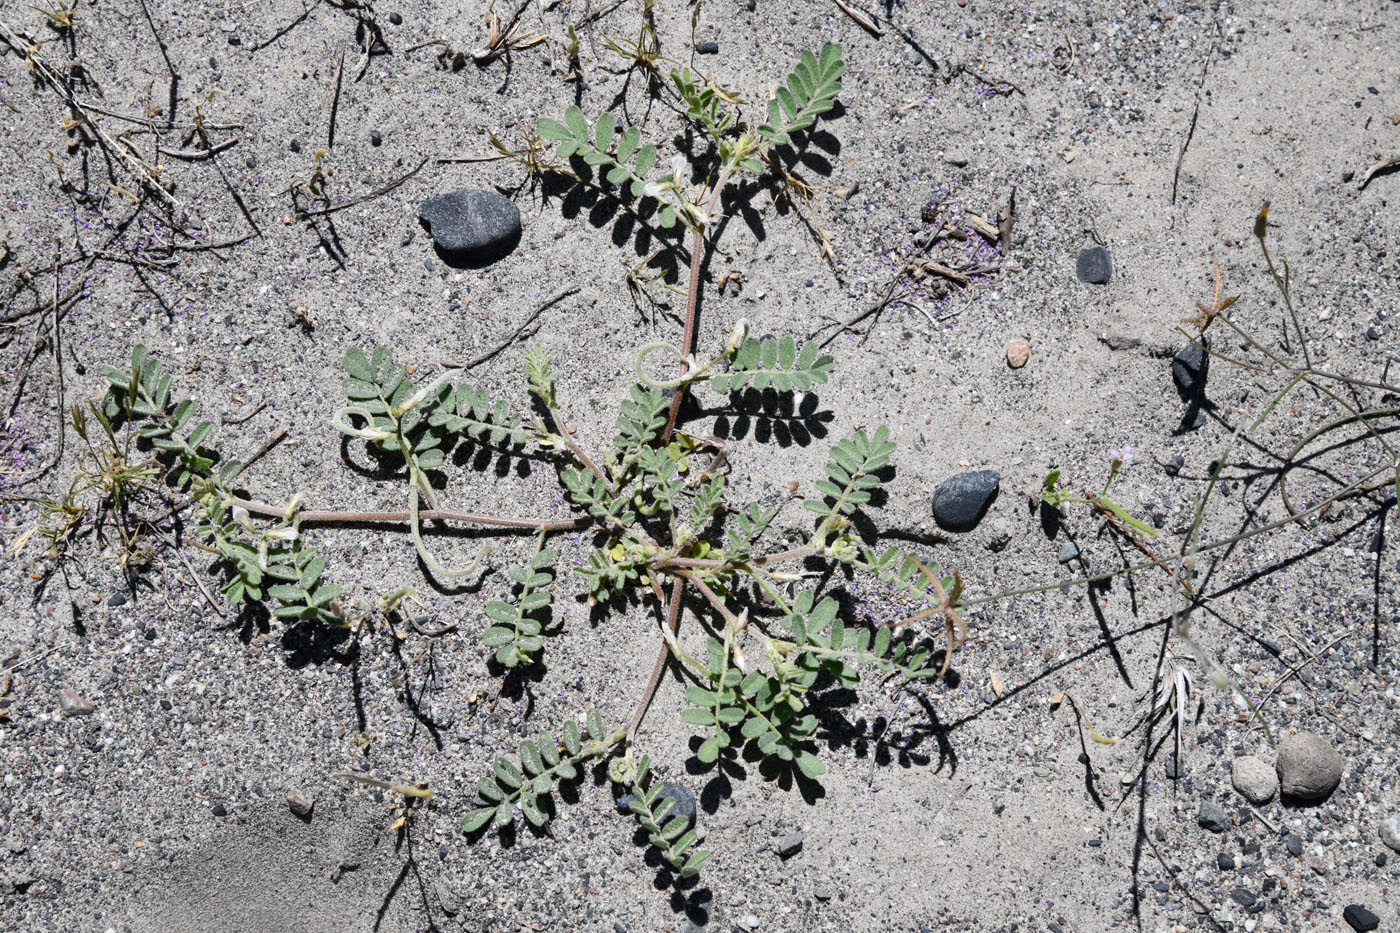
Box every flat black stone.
[1285,833,1303,856]
[1075,245,1113,284]
[1172,335,1210,400]
[1343,904,1380,932]
[932,470,1000,532]
[418,189,521,256]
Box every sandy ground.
[2,0,1400,931]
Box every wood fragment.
[964,213,1000,243]
[832,0,882,36]
[1360,155,1400,190]
[295,158,428,219]
[907,259,968,286]
[997,186,1016,253]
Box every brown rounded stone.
[1006,337,1030,369]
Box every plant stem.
[653,544,812,571]
[627,577,686,737]
[230,496,580,531]
[660,169,732,445]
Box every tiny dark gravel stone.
[1285,833,1303,856]
[1217,853,1236,870]
[932,470,1000,531]
[695,40,719,54]
[1375,852,1388,867]
[1164,454,1185,477]
[389,11,403,24]
[1197,799,1229,833]
[1229,889,1255,907]
[290,139,302,153]
[107,592,127,607]
[369,130,383,146]
[418,189,522,256]
[211,803,228,817]
[1343,904,1380,932]
[1075,245,1113,284]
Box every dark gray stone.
[1197,799,1229,833]
[695,40,719,54]
[1164,454,1185,477]
[1344,904,1380,932]
[388,11,403,25]
[418,190,521,256]
[1276,731,1343,802]
[1075,245,1112,284]
[1285,833,1303,856]
[616,780,695,825]
[1172,336,1210,399]
[932,470,1000,532]
[775,831,804,858]
[106,592,127,607]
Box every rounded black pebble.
[1075,245,1113,284]
[389,11,403,25]
[695,40,720,54]
[932,470,1000,532]
[1285,833,1303,857]
[211,803,228,817]
[1343,904,1380,932]
[370,129,383,146]
[290,139,302,153]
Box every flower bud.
[727,318,750,353]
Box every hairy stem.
[627,577,686,737]
[230,496,580,531]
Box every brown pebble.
[1006,337,1030,368]
[1393,113,1400,125]
[405,364,417,375]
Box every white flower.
[232,505,253,530]
[669,152,686,180]
[642,180,668,199]
[265,526,299,543]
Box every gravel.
[1343,904,1380,932]
[931,470,1000,532]
[417,189,522,257]
[1074,245,1113,284]
[1275,732,1344,802]
[1197,800,1230,834]
[1231,755,1278,805]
